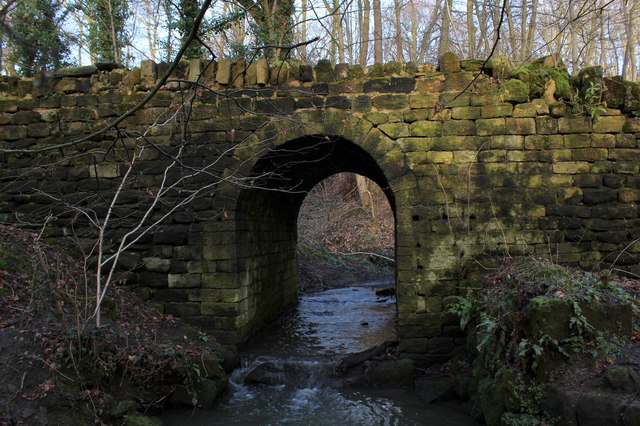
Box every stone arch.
[208,111,412,342]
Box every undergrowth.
[0,225,227,424]
[447,256,640,424]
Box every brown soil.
[297,173,395,292]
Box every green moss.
[367,62,384,78]
[511,63,572,100]
[384,61,403,75]
[447,257,637,423]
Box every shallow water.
[160,281,477,426]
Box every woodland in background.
[297,173,395,292]
[0,0,638,80]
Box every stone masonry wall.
[0,54,639,362]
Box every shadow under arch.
[235,134,396,339]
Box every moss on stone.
[367,62,385,78]
[502,79,529,103]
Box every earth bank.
[430,257,640,426]
[0,225,236,425]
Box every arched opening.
[235,135,396,341]
[297,172,395,293]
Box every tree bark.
[373,0,382,62]
[394,0,403,61]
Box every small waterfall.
[159,283,478,425]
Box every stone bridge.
[1,55,639,362]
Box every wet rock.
[604,365,640,392]
[244,361,285,385]
[375,287,396,296]
[623,400,640,426]
[544,385,580,426]
[575,393,623,426]
[370,359,414,385]
[336,340,397,372]
[415,375,456,404]
[477,376,505,426]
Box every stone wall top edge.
[0,52,638,117]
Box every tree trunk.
[359,0,370,66]
[438,0,452,56]
[301,0,307,58]
[373,0,382,62]
[467,0,475,58]
[394,0,403,61]
[409,0,417,61]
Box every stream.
[160,281,477,425]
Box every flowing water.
[160,281,477,425]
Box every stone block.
[26,123,50,137]
[559,116,592,133]
[470,93,500,106]
[481,103,513,118]
[476,118,505,135]
[364,111,388,125]
[609,149,640,162]
[552,162,590,174]
[415,77,444,93]
[372,94,409,110]
[442,119,475,136]
[379,122,410,138]
[572,148,608,162]
[564,134,592,148]
[619,188,640,202]
[143,257,171,273]
[615,134,636,147]
[216,59,232,85]
[425,151,453,163]
[140,60,157,80]
[549,103,572,117]
[502,78,529,103]
[89,162,118,178]
[187,59,202,81]
[230,60,246,87]
[440,92,470,107]
[451,106,480,119]
[443,72,475,91]
[490,135,524,149]
[409,120,442,137]
[408,93,439,108]
[439,52,460,73]
[165,302,200,317]
[0,125,27,140]
[352,95,372,112]
[325,95,351,109]
[513,103,537,117]
[505,117,535,134]
[535,116,558,134]
[592,115,625,133]
[404,109,430,122]
[168,274,202,288]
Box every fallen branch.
[334,251,395,263]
